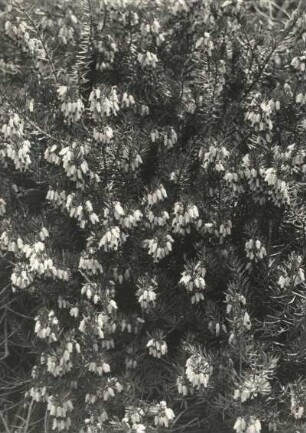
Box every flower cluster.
[117,146,143,173]
[99,225,125,252]
[147,330,168,358]
[291,52,306,72]
[47,396,73,432]
[1,113,24,139]
[65,195,99,227]
[234,417,261,433]
[28,385,48,403]
[185,353,212,389]
[225,285,252,343]
[120,92,136,109]
[225,289,246,314]
[224,171,245,194]
[57,86,85,124]
[146,209,169,228]
[179,261,206,304]
[1,113,31,170]
[79,255,103,276]
[238,155,289,207]
[58,142,92,185]
[245,95,279,133]
[86,358,111,376]
[0,231,69,291]
[172,202,199,235]
[10,262,34,289]
[278,253,305,289]
[93,125,114,144]
[89,86,120,120]
[234,373,271,403]
[82,282,117,314]
[140,18,165,46]
[5,19,46,68]
[34,310,59,342]
[146,184,167,205]
[262,167,290,206]
[150,401,175,428]
[102,377,123,401]
[47,191,100,226]
[245,239,267,262]
[79,411,108,433]
[273,143,306,175]
[137,51,158,68]
[176,374,194,397]
[150,127,178,148]
[208,320,227,337]
[119,209,143,229]
[46,189,67,208]
[122,406,145,433]
[199,145,229,172]
[44,144,61,165]
[79,311,116,349]
[143,233,174,262]
[215,220,233,242]
[136,275,158,310]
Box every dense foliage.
[1,0,306,432]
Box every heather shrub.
[1,1,306,432]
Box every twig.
[270,1,292,19]
[23,399,34,433]
[0,314,9,361]
[44,409,49,433]
[5,306,35,320]
[0,412,11,433]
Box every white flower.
[185,354,211,388]
[0,198,6,216]
[144,234,174,262]
[147,337,168,358]
[177,375,193,396]
[70,307,79,317]
[153,401,175,427]
[152,19,160,34]
[99,226,123,252]
[246,418,261,433]
[79,319,86,333]
[243,312,252,330]
[134,424,146,433]
[114,201,125,219]
[137,51,158,68]
[245,238,267,261]
[264,168,277,185]
[234,417,246,433]
[57,86,68,98]
[234,389,240,400]
[292,404,304,419]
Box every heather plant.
[1,1,306,432]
